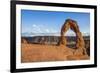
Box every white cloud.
[32,24,37,27]
[45,29,50,33]
[32,24,42,33]
[32,24,51,33]
[32,24,60,36]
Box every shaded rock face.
[21,38,28,44]
[59,19,87,55]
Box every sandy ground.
[21,43,89,63]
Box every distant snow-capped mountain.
[22,32,90,37]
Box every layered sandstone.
[59,19,87,55]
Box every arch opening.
[65,29,76,49]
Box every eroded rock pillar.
[59,19,87,55]
[76,32,87,55]
[59,22,70,46]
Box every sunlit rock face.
[59,19,87,55]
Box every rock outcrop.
[21,38,28,44]
[59,19,87,55]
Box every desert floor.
[21,43,89,63]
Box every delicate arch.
[59,19,87,55]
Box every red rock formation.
[59,19,87,55]
[22,38,28,44]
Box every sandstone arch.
[59,19,87,55]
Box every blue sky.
[21,9,90,36]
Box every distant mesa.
[22,32,89,37]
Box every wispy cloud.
[32,24,37,27]
[32,24,42,33]
[22,24,90,37]
[32,24,58,34]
